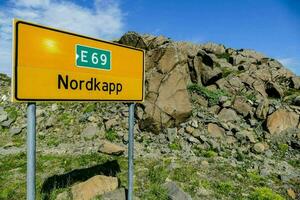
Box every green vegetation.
[0,152,296,200]
[188,84,229,106]
[216,52,231,62]
[247,172,265,186]
[83,103,96,113]
[215,181,234,194]
[278,143,289,155]
[202,150,218,158]
[192,146,217,158]
[5,106,18,121]
[141,162,169,200]
[249,187,284,200]
[283,88,300,103]
[141,184,168,200]
[221,67,235,78]
[148,165,168,184]
[58,112,73,125]
[105,129,118,142]
[168,140,182,151]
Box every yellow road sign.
[12,20,144,102]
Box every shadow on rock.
[41,160,121,200]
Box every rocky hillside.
[0,32,300,200]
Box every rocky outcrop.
[118,32,300,134]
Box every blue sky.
[0,0,299,75]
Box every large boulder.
[141,63,192,132]
[143,34,171,49]
[156,44,186,74]
[193,53,222,86]
[71,175,118,200]
[266,109,299,134]
[238,49,266,60]
[139,40,197,132]
[118,31,147,50]
[265,82,284,98]
[290,76,300,89]
[201,42,225,55]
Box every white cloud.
[0,0,124,75]
[278,57,300,75]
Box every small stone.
[123,134,128,143]
[1,95,7,101]
[105,118,118,130]
[167,128,177,143]
[82,124,99,140]
[45,116,56,128]
[87,116,97,122]
[1,118,14,127]
[219,96,228,104]
[3,142,14,149]
[189,119,198,128]
[98,140,125,155]
[36,108,44,117]
[218,108,240,122]
[38,131,46,137]
[236,174,243,179]
[223,101,232,107]
[101,188,126,200]
[208,105,221,114]
[0,110,8,122]
[287,188,296,199]
[9,127,22,136]
[185,126,194,134]
[207,123,225,138]
[136,106,144,119]
[201,160,209,167]
[51,103,58,111]
[188,136,199,144]
[253,142,265,153]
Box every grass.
[188,84,229,106]
[192,146,217,158]
[214,181,234,194]
[58,112,73,125]
[83,104,96,113]
[278,143,289,157]
[4,106,18,121]
[0,152,114,200]
[249,187,285,200]
[140,161,169,200]
[0,148,297,199]
[141,183,169,200]
[105,129,118,142]
[148,165,168,184]
[216,52,231,62]
[168,139,182,151]
[222,67,235,78]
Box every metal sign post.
[128,103,135,200]
[27,102,36,200]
